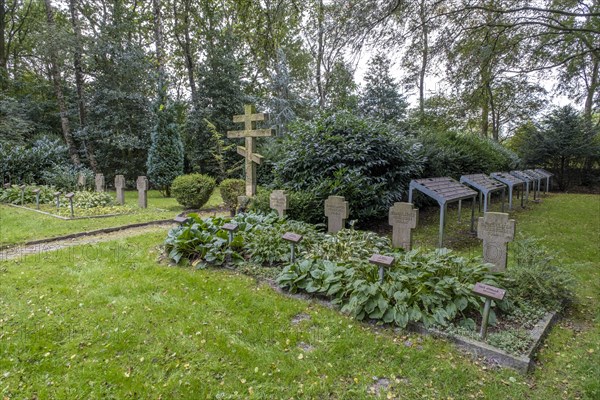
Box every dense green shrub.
[419,131,520,179]
[0,137,69,184]
[41,165,94,191]
[171,173,216,209]
[219,178,245,215]
[74,191,115,209]
[147,101,185,196]
[272,111,424,222]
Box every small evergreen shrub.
[171,173,216,209]
[219,178,245,214]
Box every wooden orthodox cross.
[227,104,274,196]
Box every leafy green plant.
[277,249,503,329]
[41,165,94,191]
[171,173,216,209]
[219,178,245,215]
[0,185,57,205]
[74,191,115,209]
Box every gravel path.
[0,224,173,262]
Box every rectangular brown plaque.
[65,192,75,199]
[222,223,239,232]
[32,189,41,194]
[282,232,303,243]
[472,282,506,301]
[174,216,189,224]
[19,184,26,190]
[368,254,394,267]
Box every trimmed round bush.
[219,178,245,214]
[171,173,216,209]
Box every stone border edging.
[407,310,559,374]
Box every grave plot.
[408,177,478,248]
[459,173,506,213]
[490,172,525,209]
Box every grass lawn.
[0,193,598,399]
[0,190,223,246]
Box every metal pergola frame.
[408,177,478,248]
[523,169,545,200]
[459,174,506,213]
[509,170,534,202]
[490,172,525,210]
[534,168,553,194]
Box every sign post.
[472,282,506,339]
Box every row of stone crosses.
[88,173,148,209]
[269,190,514,274]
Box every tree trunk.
[174,0,197,106]
[69,0,98,171]
[584,55,599,121]
[418,0,428,119]
[44,0,81,166]
[0,0,7,90]
[152,0,165,97]
[315,0,325,108]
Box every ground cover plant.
[0,193,597,399]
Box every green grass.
[0,193,598,399]
[0,190,223,246]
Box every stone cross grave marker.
[77,172,86,187]
[115,175,126,205]
[136,176,149,208]
[324,195,349,233]
[477,212,516,272]
[270,190,288,217]
[227,104,274,197]
[95,173,105,192]
[389,202,418,250]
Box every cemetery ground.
[0,194,598,399]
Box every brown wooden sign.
[32,189,41,194]
[222,223,239,232]
[65,192,75,199]
[174,216,189,224]
[368,254,394,268]
[282,232,303,243]
[472,282,506,301]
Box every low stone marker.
[115,175,126,205]
[65,192,75,218]
[77,172,86,187]
[95,173,105,192]
[389,202,418,250]
[18,184,26,205]
[477,212,516,272]
[32,188,41,210]
[472,282,506,339]
[136,176,148,208]
[54,191,61,211]
[369,254,394,283]
[282,232,303,263]
[324,195,349,233]
[222,223,239,245]
[270,190,288,217]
